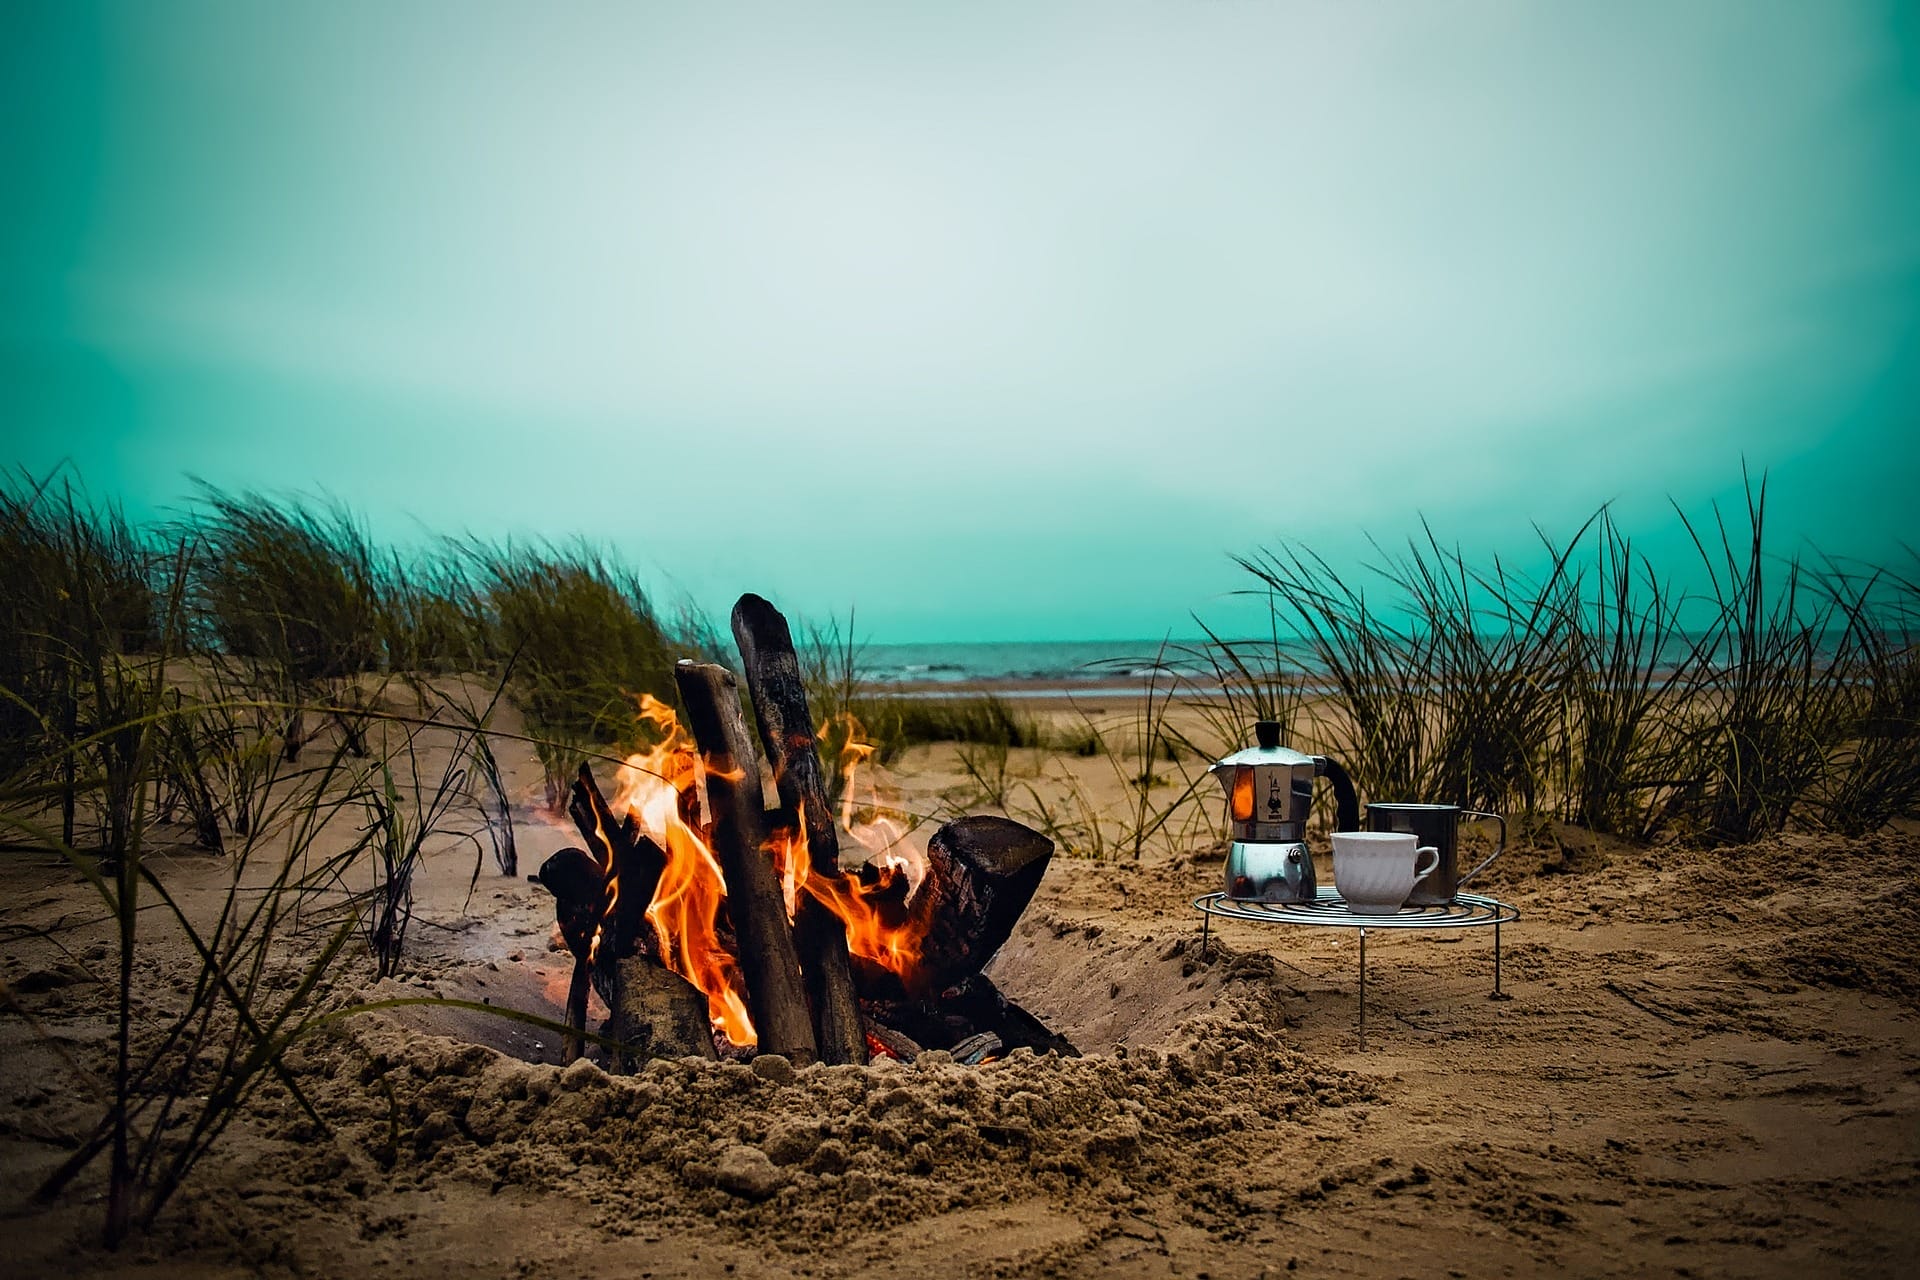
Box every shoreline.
[861,678,1186,702]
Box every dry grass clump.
[463,540,714,808]
[0,471,158,800]
[0,471,569,1245]
[186,486,388,684]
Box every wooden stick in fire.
[563,961,591,1063]
[671,660,820,1065]
[534,844,605,1064]
[567,762,667,959]
[730,593,869,1065]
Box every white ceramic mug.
[1331,831,1440,915]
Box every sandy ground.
[1,693,1916,1279]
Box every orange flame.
[605,694,755,1046]
[769,812,933,980]
[768,715,934,980]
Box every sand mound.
[152,950,1370,1266]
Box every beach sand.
[1,687,1915,1278]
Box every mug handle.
[1412,845,1439,884]
[1455,810,1507,888]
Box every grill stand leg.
[1358,928,1367,1052]
[1490,919,1511,1002]
[1200,907,1212,961]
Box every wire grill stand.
[1193,889,1520,1051]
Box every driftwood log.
[595,955,716,1066]
[672,660,818,1064]
[731,593,867,1065]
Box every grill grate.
[1192,889,1521,1051]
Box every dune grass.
[1231,470,1918,845]
[4,463,1913,858]
[464,540,715,808]
[186,486,388,681]
[1813,553,1920,834]
[0,471,159,834]
[0,472,578,1243]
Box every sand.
[2,696,1917,1279]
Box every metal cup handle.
[1455,809,1506,888]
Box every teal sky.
[3,1,1917,641]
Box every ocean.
[847,629,1767,698]
[851,639,1222,694]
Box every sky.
[3,1,1917,642]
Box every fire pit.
[532,593,1075,1069]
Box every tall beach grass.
[1232,472,1918,844]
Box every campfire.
[533,593,1075,1068]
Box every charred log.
[849,815,1053,1000]
[949,1032,1002,1067]
[563,958,591,1063]
[534,845,602,1062]
[566,763,666,960]
[534,845,603,958]
[730,593,841,869]
[731,593,867,1065]
[672,660,818,1065]
[862,1018,924,1063]
[861,973,1077,1058]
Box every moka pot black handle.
[1312,756,1360,833]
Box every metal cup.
[1362,803,1506,905]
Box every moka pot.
[1208,721,1359,904]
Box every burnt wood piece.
[730,593,842,869]
[860,973,1079,1058]
[566,764,668,960]
[862,1018,924,1063]
[534,846,605,1064]
[672,661,818,1065]
[731,593,867,1065]
[563,958,591,1064]
[534,845,603,957]
[595,954,717,1068]
[849,815,1054,1000]
[950,1032,1002,1066]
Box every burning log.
[566,763,665,960]
[535,845,603,957]
[538,770,675,1066]
[672,660,818,1065]
[845,816,1075,1060]
[849,815,1054,1000]
[595,955,717,1065]
[949,1032,1002,1067]
[731,593,867,1065]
